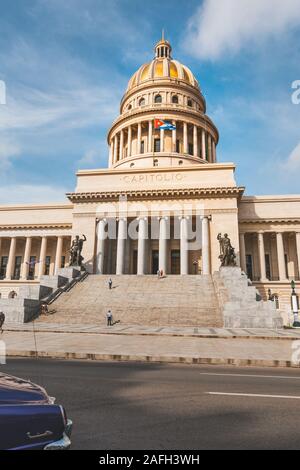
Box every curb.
[6,350,300,368]
[4,327,300,341]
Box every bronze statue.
[69,234,87,267]
[217,233,237,267]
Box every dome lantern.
[154,30,172,59]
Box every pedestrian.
[108,278,113,290]
[106,309,113,327]
[160,269,164,278]
[0,312,5,334]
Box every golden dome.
[126,38,200,92]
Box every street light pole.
[291,280,300,327]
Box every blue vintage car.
[0,372,72,450]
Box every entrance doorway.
[171,250,180,274]
[151,250,159,274]
[132,250,138,274]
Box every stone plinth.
[0,298,40,323]
[213,267,284,329]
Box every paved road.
[2,359,300,450]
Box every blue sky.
[0,0,300,204]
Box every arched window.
[172,95,179,104]
[139,97,145,107]
[178,160,183,165]
[187,99,193,107]
[127,104,132,111]
[154,94,162,104]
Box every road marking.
[206,392,300,400]
[200,373,300,380]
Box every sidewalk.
[4,321,300,340]
[2,324,300,368]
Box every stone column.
[159,217,168,274]
[276,232,287,281]
[172,121,177,152]
[5,237,17,280]
[201,129,206,160]
[208,134,212,162]
[212,140,216,162]
[38,237,47,279]
[180,217,189,275]
[296,232,300,279]
[113,134,118,164]
[109,140,114,167]
[96,219,107,274]
[193,125,198,158]
[137,123,142,154]
[202,217,210,275]
[148,120,153,153]
[21,237,32,280]
[183,122,188,154]
[160,127,165,152]
[239,233,246,273]
[119,130,124,160]
[258,232,267,281]
[116,218,127,275]
[128,125,132,157]
[54,236,63,275]
[137,217,148,275]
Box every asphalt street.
[2,358,300,450]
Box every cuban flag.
[154,119,176,131]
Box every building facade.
[0,37,299,313]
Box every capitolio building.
[0,37,299,328]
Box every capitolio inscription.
[122,173,186,184]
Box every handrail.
[45,271,89,305]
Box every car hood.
[0,373,50,405]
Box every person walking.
[108,278,113,290]
[106,309,113,327]
[0,312,5,334]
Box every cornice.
[67,186,245,203]
[239,218,300,225]
[0,223,72,231]
[76,162,236,177]
[0,203,73,212]
[107,106,219,143]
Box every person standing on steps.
[106,309,113,327]
[108,278,113,290]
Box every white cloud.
[0,184,68,205]
[185,0,300,60]
[282,142,300,171]
[0,141,20,171]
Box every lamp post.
[291,280,300,327]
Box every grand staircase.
[37,275,223,327]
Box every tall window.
[154,94,162,104]
[28,256,36,280]
[61,256,66,269]
[13,256,22,280]
[246,254,253,281]
[176,139,180,153]
[140,140,145,154]
[45,256,51,276]
[284,254,289,279]
[172,95,179,104]
[188,143,194,155]
[187,99,193,107]
[0,256,8,280]
[265,254,271,280]
[154,139,160,152]
[139,97,145,107]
